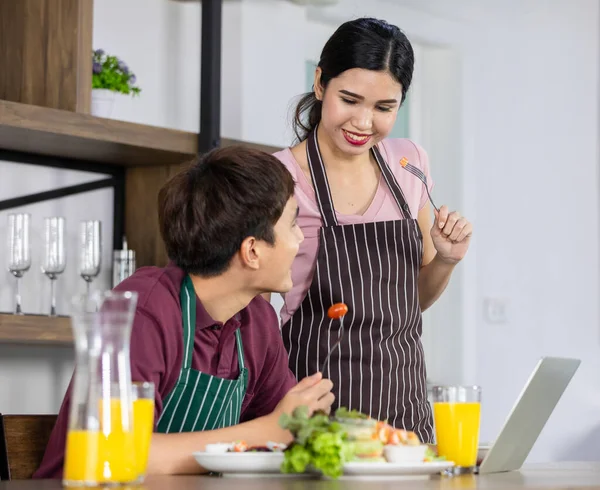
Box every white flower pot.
[91,89,116,118]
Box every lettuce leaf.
[279,406,350,479]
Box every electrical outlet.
[483,297,508,324]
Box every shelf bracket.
[0,178,116,211]
[0,151,125,250]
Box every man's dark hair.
[158,145,295,276]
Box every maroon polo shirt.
[34,263,297,479]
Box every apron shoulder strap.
[179,274,197,372]
[234,329,245,371]
[306,128,338,227]
[371,144,412,219]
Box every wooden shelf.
[0,100,196,167]
[0,313,73,347]
[0,100,280,168]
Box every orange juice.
[133,398,154,476]
[433,402,480,467]
[64,398,137,484]
[64,429,136,483]
[64,430,100,482]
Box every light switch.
[483,297,508,324]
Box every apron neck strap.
[180,274,245,373]
[306,128,338,227]
[180,275,197,371]
[234,329,245,371]
[305,127,412,226]
[371,145,412,219]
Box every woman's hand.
[430,205,473,264]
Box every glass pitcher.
[63,291,139,487]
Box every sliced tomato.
[232,441,248,452]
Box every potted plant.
[91,49,141,118]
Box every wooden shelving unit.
[0,314,73,347]
[0,1,281,346]
[0,103,282,344]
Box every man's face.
[256,197,304,293]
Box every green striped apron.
[156,275,248,433]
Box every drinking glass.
[432,385,482,474]
[41,217,66,316]
[7,213,31,314]
[79,220,102,296]
[132,381,155,481]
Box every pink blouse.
[273,138,434,325]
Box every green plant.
[92,49,141,96]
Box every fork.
[320,317,345,374]
[400,157,439,212]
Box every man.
[35,146,334,477]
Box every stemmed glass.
[41,217,66,316]
[7,213,31,314]
[79,220,102,297]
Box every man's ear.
[239,236,260,271]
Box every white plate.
[343,461,454,477]
[193,451,454,479]
[192,451,284,474]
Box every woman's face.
[315,68,403,156]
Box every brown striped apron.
[282,128,434,442]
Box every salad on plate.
[278,406,446,479]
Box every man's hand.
[272,372,335,418]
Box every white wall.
[471,1,600,462]
[412,44,465,387]
[1,0,599,466]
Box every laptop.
[477,356,581,474]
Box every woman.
[273,18,472,443]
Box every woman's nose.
[351,107,373,132]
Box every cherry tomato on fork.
[327,303,348,319]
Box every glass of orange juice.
[432,385,481,473]
[132,381,155,481]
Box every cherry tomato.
[327,302,348,319]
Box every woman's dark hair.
[293,17,414,142]
[158,146,295,277]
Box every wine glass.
[41,217,66,317]
[79,220,101,296]
[7,213,31,314]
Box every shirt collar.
[195,292,242,331]
[169,262,243,331]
